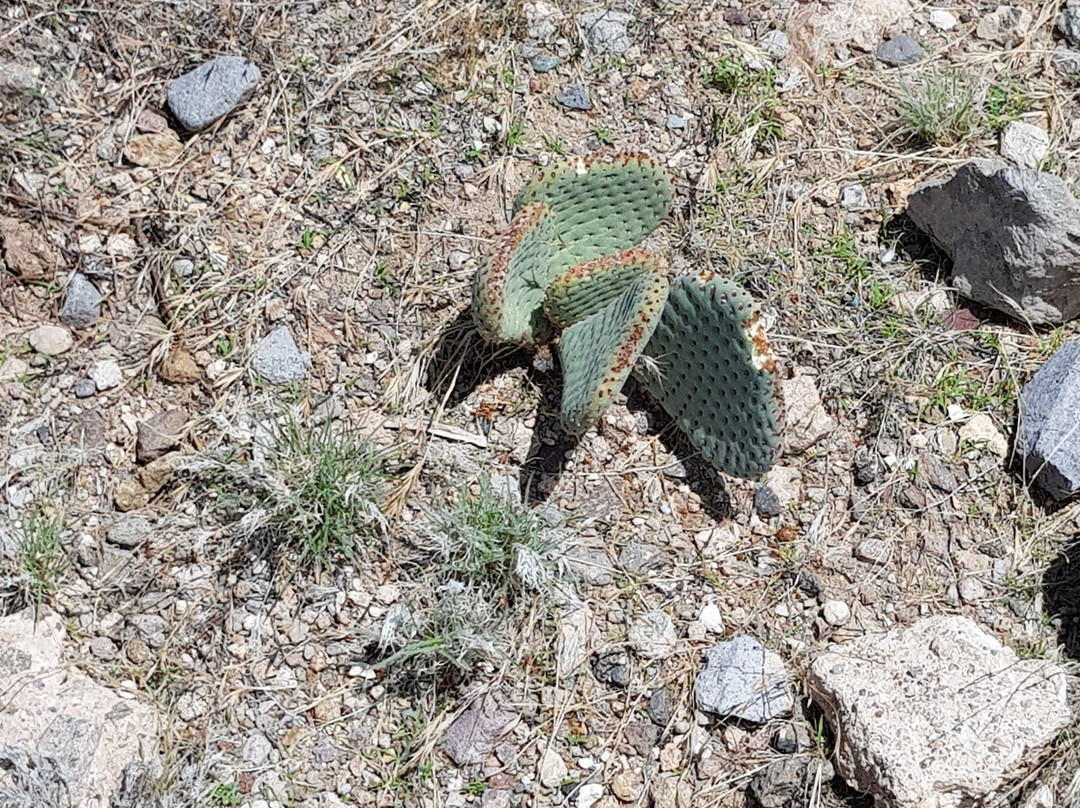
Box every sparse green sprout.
[893,65,982,146]
[985,80,1030,132]
[593,127,615,146]
[703,57,750,93]
[16,503,67,610]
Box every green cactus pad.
[637,274,782,479]
[558,269,669,435]
[515,153,673,275]
[471,202,560,346]
[544,248,667,329]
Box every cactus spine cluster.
[471,153,782,479]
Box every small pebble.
[753,486,781,517]
[74,379,96,398]
[29,324,74,356]
[822,600,851,626]
[929,8,958,29]
[876,35,925,66]
[88,360,123,391]
[556,84,592,111]
[531,55,562,73]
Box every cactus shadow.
[424,312,733,521]
[424,309,580,503]
[424,307,531,410]
[622,379,734,523]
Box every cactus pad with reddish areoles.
[636,273,783,479]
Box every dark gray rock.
[1053,45,1080,78]
[442,693,517,766]
[531,55,563,73]
[919,453,958,493]
[167,55,260,131]
[748,758,835,808]
[753,486,782,517]
[1019,340,1080,499]
[876,35,924,66]
[591,650,631,687]
[695,636,792,722]
[647,687,672,727]
[74,379,96,399]
[906,159,1080,324]
[252,326,310,384]
[59,273,102,330]
[556,84,592,111]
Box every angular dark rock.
[647,687,672,727]
[876,35,924,66]
[556,84,592,111]
[753,486,782,517]
[59,273,103,329]
[1019,340,1080,499]
[906,159,1080,325]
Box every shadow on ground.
[424,313,735,523]
[1043,534,1080,659]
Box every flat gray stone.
[759,30,791,61]
[906,159,1080,324]
[578,8,634,55]
[556,84,591,111]
[1019,340,1080,499]
[167,55,260,131]
[74,379,96,399]
[252,326,310,384]
[59,273,102,329]
[808,616,1069,808]
[876,34,924,66]
[442,693,517,766]
[695,636,792,722]
[107,515,153,549]
[531,55,562,73]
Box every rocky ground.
[2,1,1080,807]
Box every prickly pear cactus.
[636,273,782,478]
[473,153,674,347]
[544,248,664,329]
[559,267,670,434]
[516,152,673,275]
[471,203,559,346]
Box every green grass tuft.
[893,65,983,146]
[201,412,389,572]
[17,502,68,611]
